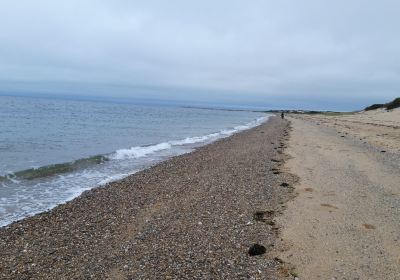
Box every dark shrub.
[365,97,400,111]
[365,104,384,111]
[386,98,400,110]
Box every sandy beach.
[279,109,400,279]
[0,116,297,279]
[2,108,399,279]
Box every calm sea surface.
[0,95,269,226]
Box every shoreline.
[0,115,269,228]
[0,116,297,279]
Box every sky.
[1,0,400,110]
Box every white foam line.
[108,115,270,160]
[109,142,172,160]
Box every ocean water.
[0,95,269,226]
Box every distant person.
[281,112,284,119]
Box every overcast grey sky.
[1,0,399,110]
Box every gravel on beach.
[0,116,296,279]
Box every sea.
[0,95,269,227]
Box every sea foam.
[110,142,172,160]
[109,116,269,161]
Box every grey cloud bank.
[1,0,399,110]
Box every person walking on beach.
[281,112,285,119]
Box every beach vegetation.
[365,97,400,111]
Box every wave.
[169,133,220,145]
[109,115,269,160]
[109,142,172,160]
[0,155,108,181]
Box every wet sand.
[0,116,296,279]
[279,110,400,279]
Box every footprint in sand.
[320,203,339,209]
[362,224,376,229]
[323,191,336,197]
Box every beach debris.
[253,210,274,222]
[248,244,266,256]
[280,182,290,187]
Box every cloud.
[1,0,399,109]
